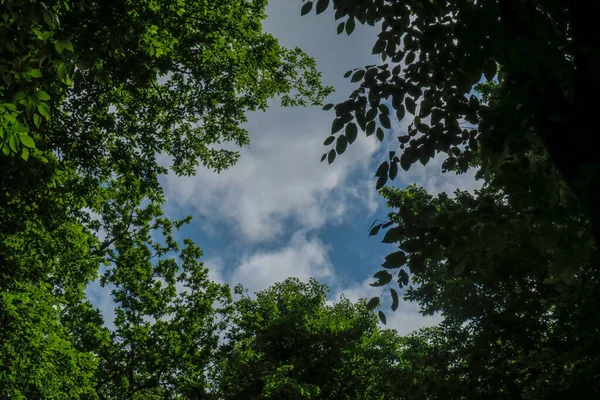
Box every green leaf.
[21,147,29,161]
[29,69,42,78]
[327,149,336,164]
[20,134,35,148]
[323,136,335,146]
[37,103,51,120]
[55,40,65,53]
[379,114,391,129]
[367,296,380,311]
[57,63,67,79]
[351,70,365,83]
[390,288,399,312]
[382,251,406,269]
[14,91,27,101]
[336,134,348,154]
[316,0,329,15]
[33,114,41,127]
[63,40,74,52]
[43,11,55,27]
[345,122,358,144]
[37,91,51,101]
[3,72,13,86]
[345,17,356,35]
[378,311,387,325]
[9,134,18,152]
[300,2,313,15]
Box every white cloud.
[229,231,334,294]
[162,108,381,242]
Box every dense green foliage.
[305,0,600,397]
[3,0,600,398]
[1,0,332,397]
[219,278,402,400]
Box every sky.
[87,2,480,336]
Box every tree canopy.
[303,0,600,397]
[1,0,330,397]
[3,0,600,398]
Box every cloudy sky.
[88,2,480,336]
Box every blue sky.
[88,2,480,335]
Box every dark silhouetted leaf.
[400,154,411,171]
[366,121,376,136]
[372,270,393,286]
[375,161,389,177]
[376,127,384,142]
[382,227,403,243]
[369,223,383,236]
[332,118,344,134]
[378,311,387,325]
[390,288,399,311]
[389,161,398,180]
[367,296,380,310]
[346,122,358,144]
[336,134,348,154]
[372,38,386,54]
[376,175,387,190]
[396,104,406,121]
[379,114,391,129]
[301,2,313,16]
[322,103,334,111]
[405,97,416,115]
[327,149,336,164]
[351,69,365,82]
[398,269,409,287]
[323,136,335,145]
[346,17,356,35]
[382,251,407,269]
[316,0,329,15]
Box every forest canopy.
[2,0,599,398]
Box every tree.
[309,0,599,244]
[217,278,403,400]
[1,0,330,396]
[302,0,600,397]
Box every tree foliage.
[304,0,600,397]
[1,0,331,397]
[218,278,402,400]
